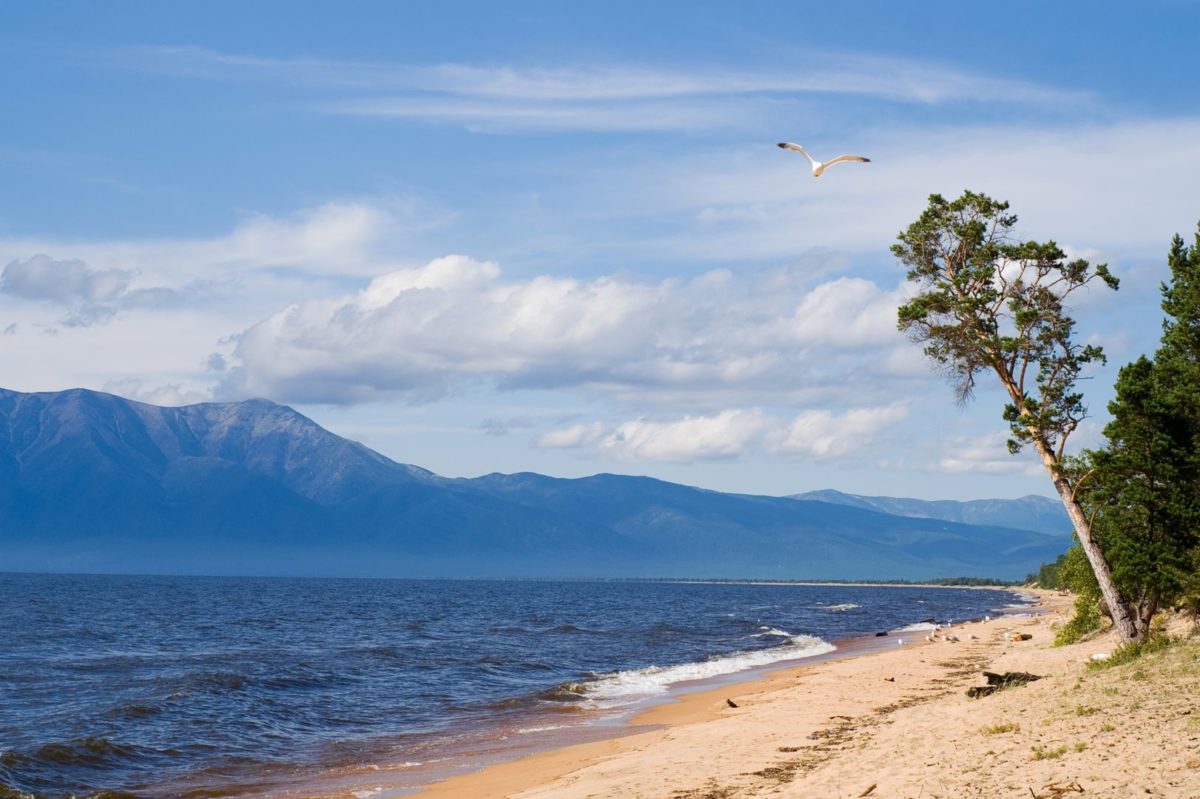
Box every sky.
[2,1,1198,500]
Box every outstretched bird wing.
[776,142,816,165]
[821,154,871,169]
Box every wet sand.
[403,589,1199,799]
[306,590,1199,798]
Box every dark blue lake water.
[0,574,1027,798]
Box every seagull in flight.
[777,142,870,177]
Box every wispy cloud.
[101,46,1091,133]
[117,46,1089,104]
[321,96,764,133]
[558,117,1200,259]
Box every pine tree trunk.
[1136,589,1161,638]
[1031,439,1141,642]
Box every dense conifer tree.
[1077,227,1200,634]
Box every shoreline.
[409,595,1050,799]
[397,589,1199,797]
[294,586,1039,799]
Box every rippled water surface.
[0,574,1024,798]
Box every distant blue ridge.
[789,488,1070,537]
[0,387,1070,580]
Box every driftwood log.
[966,671,1043,698]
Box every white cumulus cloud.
[535,422,606,449]
[933,432,1043,476]
[770,405,910,458]
[536,404,908,463]
[219,255,911,406]
[601,410,768,462]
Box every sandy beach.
[380,590,1200,799]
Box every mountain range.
[0,387,1071,580]
[789,489,1070,537]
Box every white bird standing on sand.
[777,142,871,177]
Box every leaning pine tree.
[892,191,1140,642]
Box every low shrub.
[1087,633,1176,671]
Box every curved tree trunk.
[1031,438,1140,642]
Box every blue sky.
[2,1,1198,499]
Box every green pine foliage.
[1028,551,1069,590]
[1060,224,1200,639]
[892,191,1117,453]
[1054,545,1103,645]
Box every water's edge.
[303,587,1037,799]
[0,577,1034,799]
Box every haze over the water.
[2,1,1198,499]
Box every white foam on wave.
[584,635,835,706]
[1003,593,1040,609]
[894,621,938,632]
[517,723,571,734]
[823,603,861,612]
[754,626,792,637]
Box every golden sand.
[399,590,1200,799]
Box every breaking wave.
[582,635,835,705]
